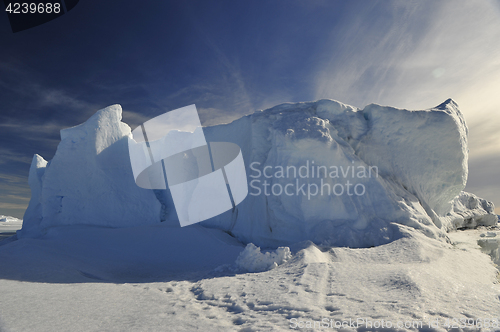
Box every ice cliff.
[19,99,497,247]
[20,105,161,237]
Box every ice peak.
[435,98,458,110]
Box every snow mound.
[235,243,291,272]
[0,215,23,235]
[0,215,21,223]
[478,237,500,267]
[19,99,496,248]
[451,191,497,228]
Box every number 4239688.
[5,2,61,14]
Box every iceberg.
[19,105,161,238]
[19,99,497,248]
[0,215,22,223]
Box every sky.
[0,0,499,219]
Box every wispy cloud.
[0,121,63,143]
[313,1,436,105]
[121,109,153,131]
[195,23,253,113]
[311,0,500,209]
[0,61,100,122]
[468,121,500,157]
[197,107,243,127]
[0,148,33,165]
[0,173,29,184]
[39,89,91,110]
[313,0,500,157]
[0,202,29,211]
[0,172,31,219]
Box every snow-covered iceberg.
[0,215,23,235]
[19,99,497,248]
[0,215,22,223]
[19,105,161,238]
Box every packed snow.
[1,99,499,331]
[1,223,500,331]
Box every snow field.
[1,224,499,331]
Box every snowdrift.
[19,99,497,247]
[0,215,23,236]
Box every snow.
[235,243,292,272]
[0,215,23,239]
[353,99,468,219]
[0,215,22,223]
[1,224,244,282]
[478,231,500,267]
[451,191,498,228]
[1,99,499,331]
[1,224,500,331]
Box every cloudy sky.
[0,0,499,218]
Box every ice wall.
[19,100,497,247]
[19,105,161,237]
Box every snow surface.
[1,224,500,331]
[1,99,499,331]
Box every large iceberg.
[19,99,497,248]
